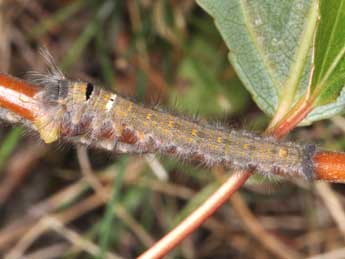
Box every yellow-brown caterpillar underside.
[32,74,316,180]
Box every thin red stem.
[268,100,313,138]
[136,172,251,259]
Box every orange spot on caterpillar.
[146,113,152,120]
[279,148,288,158]
[243,143,249,149]
[137,131,146,141]
[117,110,128,118]
[313,151,345,182]
[217,137,222,143]
[208,143,219,151]
[161,128,169,136]
[127,103,133,112]
[191,129,197,137]
[168,120,174,128]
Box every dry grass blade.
[46,217,123,259]
[25,243,69,259]
[315,182,345,238]
[230,192,303,259]
[307,246,345,259]
[77,145,155,247]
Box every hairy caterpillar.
[17,51,315,181]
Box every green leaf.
[303,0,345,124]
[0,127,22,171]
[196,0,319,119]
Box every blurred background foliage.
[0,1,344,259]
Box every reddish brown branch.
[0,74,39,121]
[313,151,345,182]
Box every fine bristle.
[26,48,65,90]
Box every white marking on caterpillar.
[106,94,117,112]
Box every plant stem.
[136,172,251,259]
